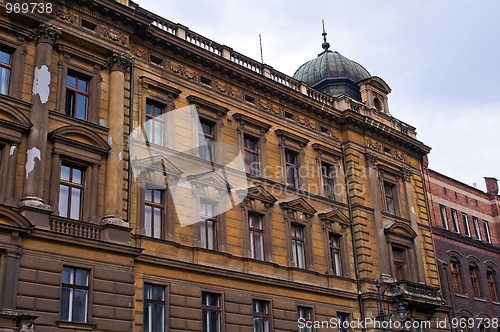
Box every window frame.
[145,100,166,146]
[55,47,103,124]
[201,292,222,332]
[0,47,12,96]
[275,129,309,190]
[472,217,481,240]
[461,213,470,237]
[187,95,228,165]
[329,233,343,277]
[58,164,85,221]
[143,282,166,332]
[392,246,408,281]
[199,199,218,250]
[248,212,265,261]
[252,299,270,332]
[144,188,165,239]
[450,258,465,294]
[64,71,91,121]
[291,223,306,269]
[483,220,491,243]
[297,306,313,332]
[0,36,27,98]
[451,209,460,233]
[486,269,498,302]
[243,135,260,176]
[233,113,271,179]
[439,205,449,230]
[60,266,90,323]
[383,181,397,215]
[284,149,299,188]
[469,264,482,298]
[198,119,216,163]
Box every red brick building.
[424,162,500,329]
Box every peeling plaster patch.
[99,119,106,126]
[9,145,16,156]
[32,65,51,104]
[107,136,113,145]
[118,152,122,160]
[25,147,41,179]
[411,206,416,215]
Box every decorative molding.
[275,129,309,147]
[100,25,128,46]
[52,6,78,25]
[367,139,382,151]
[106,51,132,72]
[401,166,412,182]
[215,81,242,99]
[32,22,62,46]
[365,152,378,167]
[187,95,229,116]
[258,99,282,116]
[166,60,198,81]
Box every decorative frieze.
[166,60,197,81]
[101,26,128,46]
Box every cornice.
[433,227,500,253]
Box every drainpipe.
[127,58,135,225]
[342,143,365,331]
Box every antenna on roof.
[259,34,264,64]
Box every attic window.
[320,126,329,135]
[149,54,163,66]
[244,94,255,104]
[284,111,294,121]
[200,76,212,86]
[373,97,382,111]
[81,19,97,32]
[384,147,391,154]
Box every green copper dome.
[293,27,371,101]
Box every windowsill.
[56,320,96,330]
[474,297,487,302]
[492,301,500,306]
[455,293,469,299]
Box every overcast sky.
[135,0,500,191]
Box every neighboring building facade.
[0,0,447,331]
[424,166,500,329]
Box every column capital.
[33,22,62,45]
[106,51,132,72]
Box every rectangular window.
[0,49,12,95]
[329,233,342,276]
[202,292,221,332]
[145,102,165,146]
[65,72,89,120]
[472,217,481,240]
[337,312,351,332]
[200,201,217,250]
[486,270,498,302]
[469,265,482,298]
[244,135,260,176]
[61,266,89,323]
[392,247,406,281]
[462,213,470,237]
[285,150,298,188]
[252,300,270,332]
[451,209,460,233]
[199,120,215,162]
[439,205,449,230]
[483,220,491,244]
[59,164,84,220]
[297,306,312,332]
[321,162,335,200]
[291,224,305,269]
[144,283,165,332]
[144,189,164,239]
[249,212,264,260]
[383,181,396,214]
[450,260,464,293]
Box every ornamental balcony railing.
[395,280,441,300]
[50,216,101,240]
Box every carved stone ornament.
[367,139,382,151]
[33,22,62,46]
[365,152,378,167]
[401,166,412,182]
[258,99,282,116]
[167,61,198,81]
[106,51,132,72]
[101,26,128,46]
[52,7,78,25]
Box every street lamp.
[375,280,408,330]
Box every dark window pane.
[60,288,71,321]
[75,269,88,286]
[73,289,88,322]
[59,185,69,217]
[0,50,11,64]
[67,74,76,88]
[76,94,88,120]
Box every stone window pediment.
[280,198,316,223]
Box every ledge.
[56,320,96,330]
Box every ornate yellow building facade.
[0,0,447,331]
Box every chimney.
[484,177,499,195]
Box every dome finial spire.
[321,19,330,52]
